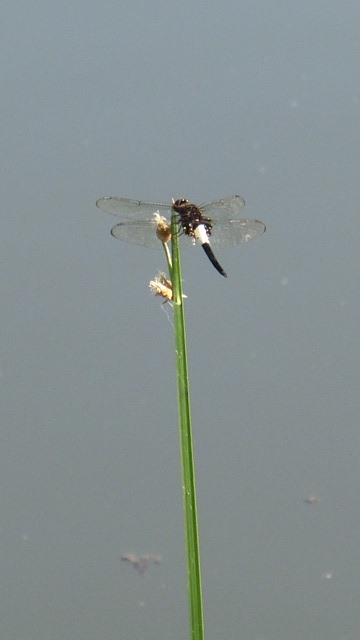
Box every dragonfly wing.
[110,220,169,248]
[110,220,194,249]
[200,195,246,222]
[209,219,266,249]
[96,197,173,220]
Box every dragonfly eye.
[173,198,189,207]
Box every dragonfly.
[96,195,266,277]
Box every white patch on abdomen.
[194,224,209,245]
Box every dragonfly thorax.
[172,198,213,239]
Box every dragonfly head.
[172,197,189,210]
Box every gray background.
[2,2,360,639]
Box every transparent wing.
[110,221,194,250]
[96,196,173,220]
[110,220,167,248]
[200,196,265,248]
[200,195,246,222]
[97,196,176,249]
[208,218,266,249]
[111,220,195,249]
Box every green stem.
[171,212,204,640]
